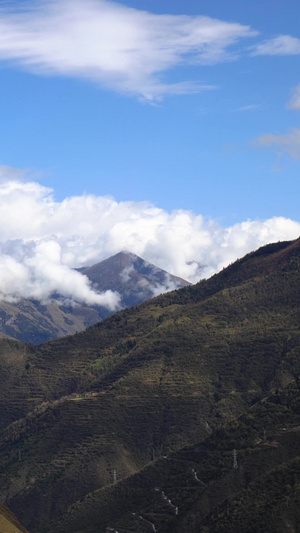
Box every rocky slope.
[81,250,190,308]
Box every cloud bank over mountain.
[0,170,299,304]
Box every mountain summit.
[81,251,190,308]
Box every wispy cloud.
[252,128,300,160]
[0,0,257,100]
[0,170,298,305]
[251,35,300,56]
[288,83,300,110]
[0,164,44,183]
[235,104,259,112]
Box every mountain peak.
[81,251,190,308]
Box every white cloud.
[252,128,300,160]
[251,35,300,56]
[0,171,299,305]
[0,240,121,309]
[235,104,258,112]
[149,273,188,298]
[288,83,300,110]
[0,0,256,100]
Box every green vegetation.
[0,237,299,532]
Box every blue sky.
[0,0,299,304]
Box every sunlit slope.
[0,505,29,533]
[0,238,299,532]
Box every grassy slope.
[0,238,299,532]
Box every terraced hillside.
[0,238,299,532]
[48,379,300,533]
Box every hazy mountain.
[0,298,103,344]
[81,250,190,308]
[0,251,189,344]
[0,238,298,532]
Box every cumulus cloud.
[0,240,121,308]
[251,35,300,56]
[288,84,300,110]
[0,171,299,305]
[0,0,257,100]
[29,241,121,308]
[251,128,300,160]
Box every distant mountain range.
[0,237,299,532]
[0,251,189,343]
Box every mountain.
[0,238,299,532]
[81,251,190,308]
[0,251,189,344]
